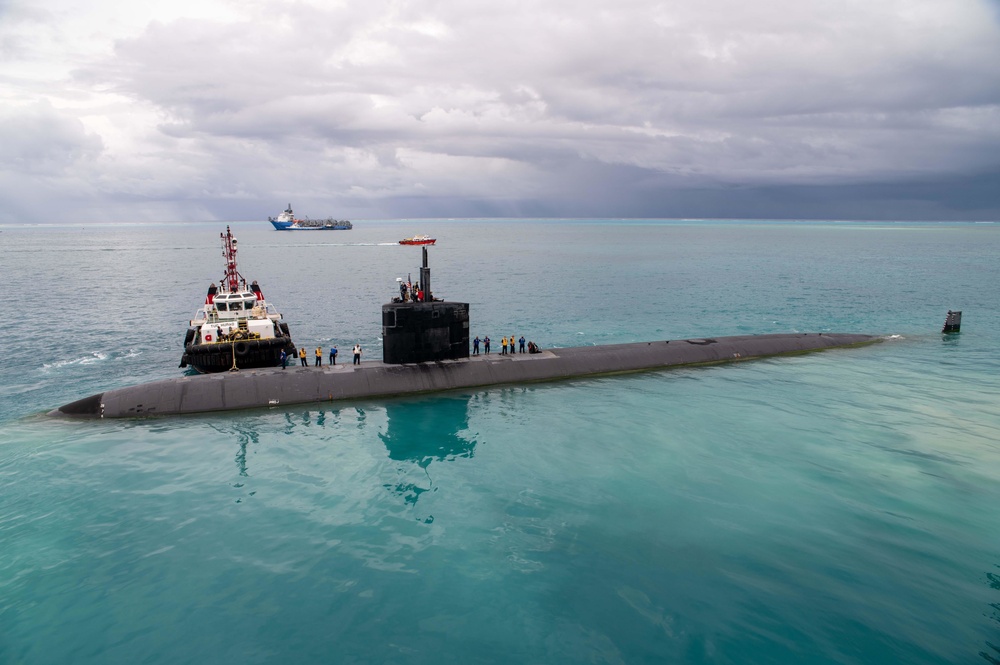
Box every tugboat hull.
[181,337,297,373]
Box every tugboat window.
[217,302,228,311]
[230,301,243,311]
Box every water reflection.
[209,417,263,503]
[235,439,247,478]
[281,407,344,433]
[380,396,477,463]
[216,419,259,479]
[379,396,478,508]
[210,397,479,509]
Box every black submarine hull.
[51,333,878,419]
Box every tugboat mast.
[220,226,245,292]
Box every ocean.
[1,219,999,664]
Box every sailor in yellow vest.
[501,336,508,355]
[299,347,307,367]
[315,346,322,367]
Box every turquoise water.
[2,219,1000,663]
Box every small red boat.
[399,235,436,246]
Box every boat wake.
[42,351,115,370]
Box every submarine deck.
[51,333,879,419]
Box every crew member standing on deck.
[330,345,338,365]
[473,336,480,355]
[280,349,287,369]
[484,336,491,353]
[353,344,362,365]
[315,346,322,367]
[299,347,307,367]
[501,336,508,355]
[519,336,526,353]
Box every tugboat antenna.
[220,226,245,292]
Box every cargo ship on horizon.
[268,203,352,230]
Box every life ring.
[205,333,213,342]
[234,341,250,356]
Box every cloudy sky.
[2,0,999,223]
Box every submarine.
[50,247,879,419]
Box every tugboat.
[398,235,436,245]
[179,226,297,372]
[268,203,352,230]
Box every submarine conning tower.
[382,246,470,364]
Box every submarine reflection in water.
[380,397,477,464]
[380,396,477,508]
